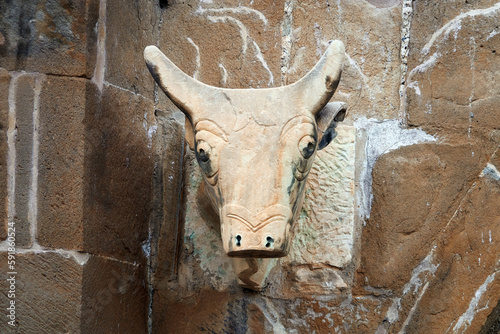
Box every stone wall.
[0,0,499,333]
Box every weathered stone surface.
[84,84,155,262]
[286,0,402,120]
[150,111,185,283]
[82,256,148,333]
[158,0,282,88]
[357,143,486,292]
[37,76,89,250]
[0,70,9,241]
[0,252,82,333]
[12,74,38,247]
[104,0,160,99]
[0,0,99,77]
[405,1,500,134]
[389,162,500,333]
[0,252,148,333]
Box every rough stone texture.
[150,111,185,284]
[405,1,500,135]
[0,252,82,334]
[82,256,148,333]
[155,0,284,111]
[12,74,35,247]
[104,0,160,99]
[0,252,148,333]
[0,0,99,77]
[286,0,402,121]
[0,70,9,241]
[358,143,486,292]
[37,76,88,250]
[84,84,155,262]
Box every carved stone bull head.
[145,41,346,259]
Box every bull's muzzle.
[221,204,292,258]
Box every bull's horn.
[290,40,345,115]
[144,46,215,118]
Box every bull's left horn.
[289,40,345,115]
[144,45,215,119]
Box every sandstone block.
[155,0,283,112]
[0,252,148,333]
[0,252,82,333]
[287,0,402,120]
[0,70,9,241]
[0,0,99,77]
[406,2,500,134]
[82,256,148,333]
[400,170,500,333]
[84,85,155,262]
[37,76,90,250]
[357,143,486,292]
[104,0,160,99]
[13,74,38,247]
[150,114,185,283]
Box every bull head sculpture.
[145,41,346,259]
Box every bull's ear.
[316,102,347,150]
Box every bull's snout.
[221,204,292,258]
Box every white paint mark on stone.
[398,282,430,334]
[186,37,201,80]
[29,75,45,246]
[487,29,500,40]
[218,63,228,86]
[354,118,436,219]
[259,298,288,334]
[452,272,497,333]
[386,250,438,323]
[281,0,294,85]
[197,6,268,26]
[92,0,107,91]
[207,15,248,54]
[422,2,500,55]
[252,40,274,86]
[398,0,413,124]
[480,162,500,182]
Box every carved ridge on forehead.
[195,119,228,141]
[280,115,316,139]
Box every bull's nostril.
[265,236,274,248]
[236,235,242,247]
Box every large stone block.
[0,252,148,333]
[12,74,39,248]
[155,0,283,111]
[82,256,148,333]
[0,70,9,241]
[0,252,82,333]
[150,113,185,284]
[0,0,99,77]
[399,167,500,333]
[104,0,160,99]
[84,85,155,262]
[405,1,500,134]
[37,76,90,250]
[357,143,486,292]
[287,0,402,120]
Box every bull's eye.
[197,141,211,162]
[298,135,316,159]
[196,141,212,163]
